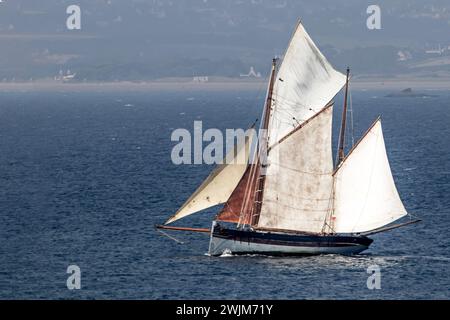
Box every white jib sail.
[257,106,334,233]
[332,120,408,233]
[165,129,255,225]
[268,21,346,147]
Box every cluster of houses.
[192,66,262,82]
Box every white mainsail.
[165,130,255,224]
[332,120,408,233]
[257,105,334,233]
[268,21,346,147]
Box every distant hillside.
[0,0,449,81]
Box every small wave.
[217,252,274,259]
[404,167,417,171]
[219,249,234,257]
[401,255,450,262]
[124,103,134,107]
[260,253,407,270]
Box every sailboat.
[157,21,420,256]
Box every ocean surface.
[0,88,449,299]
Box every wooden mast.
[337,67,350,166]
[251,58,277,226]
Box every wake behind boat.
[157,21,420,256]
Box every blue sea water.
[0,88,449,299]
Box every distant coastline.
[1,76,450,92]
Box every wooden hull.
[208,223,373,256]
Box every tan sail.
[256,105,334,233]
[268,21,346,147]
[165,129,255,224]
[332,119,408,233]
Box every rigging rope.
[156,229,185,244]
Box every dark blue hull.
[208,224,373,256]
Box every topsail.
[268,22,346,147]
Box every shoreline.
[0,78,450,92]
